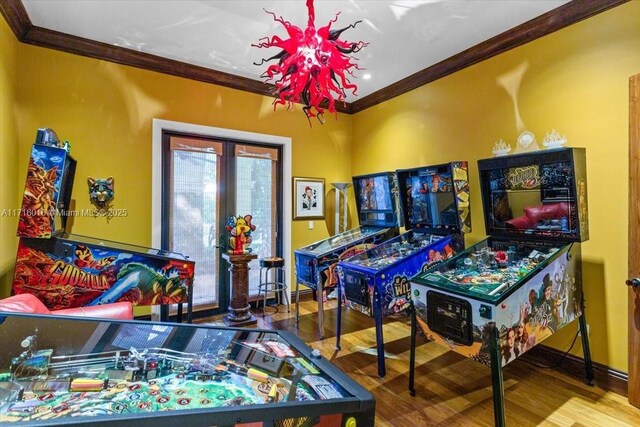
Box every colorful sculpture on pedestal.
[225,215,256,255]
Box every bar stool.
[257,257,290,316]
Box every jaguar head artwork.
[88,177,114,209]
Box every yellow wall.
[7,41,354,309]
[0,17,20,295]
[352,2,640,371]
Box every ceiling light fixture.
[253,0,368,125]
[362,73,372,80]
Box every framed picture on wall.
[293,177,325,220]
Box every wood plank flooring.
[199,300,640,426]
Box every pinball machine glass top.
[342,231,438,268]
[0,314,357,415]
[60,232,188,259]
[478,147,588,243]
[415,238,564,303]
[296,171,401,256]
[296,226,372,254]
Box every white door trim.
[151,118,292,319]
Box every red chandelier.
[253,0,368,124]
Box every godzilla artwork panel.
[13,238,194,310]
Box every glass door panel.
[235,145,278,298]
[169,137,221,310]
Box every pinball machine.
[408,148,592,426]
[335,161,471,377]
[0,313,375,426]
[294,171,401,338]
[12,129,195,322]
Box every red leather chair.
[0,294,133,320]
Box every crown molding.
[1,0,628,116]
[349,0,630,113]
[25,25,277,98]
[0,0,30,40]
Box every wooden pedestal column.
[222,253,258,327]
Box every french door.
[162,132,282,317]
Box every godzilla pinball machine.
[12,129,195,321]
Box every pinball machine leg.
[187,282,193,324]
[282,269,290,313]
[374,289,386,378]
[318,282,325,340]
[177,303,183,323]
[295,279,300,326]
[409,301,416,396]
[336,281,342,351]
[489,325,506,427]
[578,302,594,385]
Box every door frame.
[629,73,640,407]
[151,118,292,320]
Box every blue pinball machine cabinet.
[408,148,591,426]
[294,171,401,339]
[336,162,472,378]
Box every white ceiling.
[23,0,569,102]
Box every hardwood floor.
[199,300,640,426]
